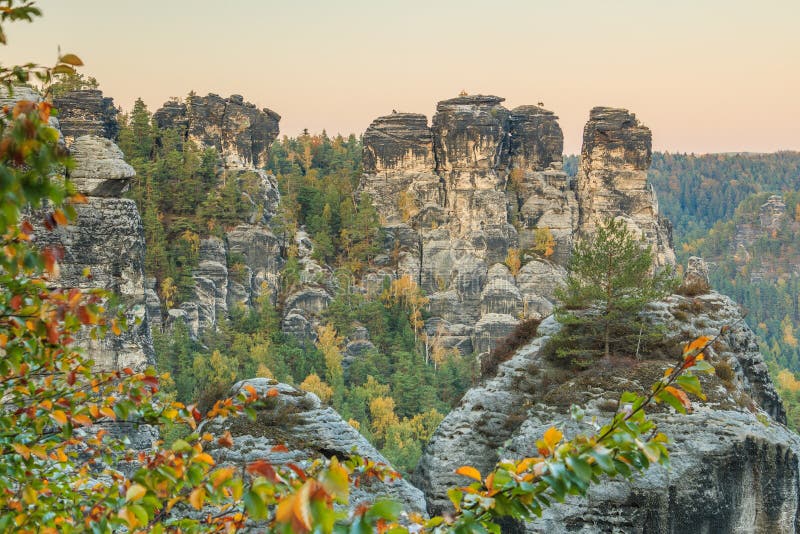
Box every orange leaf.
[111,319,121,336]
[665,386,692,412]
[217,430,234,448]
[12,443,30,460]
[193,452,215,466]
[271,443,289,453]
[52,210,67,226]
[683,336,712,356]
[455,465,482,482]
[267,387,279,398]
[247,459,280,483]
[292,481,313,531]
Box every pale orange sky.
[4,0,799,154]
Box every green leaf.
[656,389,687,414]
[243,490,267,520]
[566,456,593,482]
[675,374,705,399]
[365,499,402,522]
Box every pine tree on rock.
[552,218,676,366]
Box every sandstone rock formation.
[154,93,280,169]
[1,86,154,373]
[360,96,672,358]
[575,107,675,266]
[415,288,800,532]
[203,378,426,513]
[52,89,119,145]
[35,134,153,371]
[147,94,286,336]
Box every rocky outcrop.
[68,136,135,196]
[415,288,799,532]
[361,96,673,357]
[203,378,426,513]
[52,89,118,145]
[575,107,675,266]
[760,194,787,232]
[35,134,153,371]
[154,93,280,169]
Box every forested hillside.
[644,152,800,427]
[117,103,472,473]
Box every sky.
[4,0,799,154]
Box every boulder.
[203,379,427,513]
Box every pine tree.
[550,218,675,366]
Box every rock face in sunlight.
[415,288,800,532]
[360,96,673,358]
[203,378,427,513]
[154,93,281,169]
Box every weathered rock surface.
[361,95,674,357]
[575,107,675,266]
[34,134,153,371]
[154,93,280,169]
[68,135,135,196]
[203,378,427,513]
[52,89,118,145]
[415,290,800,532]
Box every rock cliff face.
[154,93,280,169]
[360,96,671,358]
[575,107,675,266]
[3,87,154,372]
[44,133,153,371]
[203,378,426,513]
[52,89,119,145]
[415,282,800,532]
[151,95,284,337]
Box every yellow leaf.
[111,319,121,336]
[194,452,215,466]
[51,410,68,425]
[455,465,482,482]
[189,487,205,510]
[126,483,147,502]
[543,427,563,449]
[31,445,48,459]
[12,443,30,460]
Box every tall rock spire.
[575,107,675,265]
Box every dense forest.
[116,102,473,472]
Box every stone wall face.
[360,96,674,358]
[415,292,800,532]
